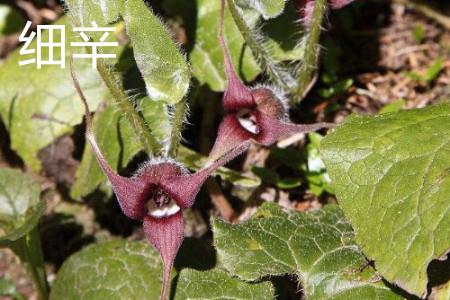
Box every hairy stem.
[10,227,48,300]
[226,0,293,90]
[96,59,163,156]
[293,0,327,104]
[168,98,188,157]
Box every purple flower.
[209,0,334,161]
[71,69,248,300]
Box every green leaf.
[188,0,260,91]
[406,57,444,84]
[65,0,190,105]
[412,23,426,44]
[0,5,25,36]
[379,99,406,114]
[317,78,353,99]
[0,278,25,300]
[65,0,121,27]
[174,269,274,299]
[276,177,302,189]
[321,103,450,297]
[251,166,279,185]
[236,0,286,19]
[213,203,402,299]
[124,0,190,105]
[177,146,261,188]
[0,169,44,244]
[0,17,106,171]
[71,97,171,199]
[70,105,142,199]
[50,240,166,300]
[163,0,260,91]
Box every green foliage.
[177,146,261,188]
[0,5,25,36]
[123,0,190,105]
[412,23,426,44]
[236,0,286,20]
[164,0,260,91]
[305,133,333,196]
[163,0,302,91]
[0,169,44,244]
[252,166,302,189]
[50,240,166,300]
[70,105,142,198]
[0,18,105,171]
[65,0,190,105]
[0,278,25,300]
[379,99,406,114]
[213,203,401,299]
[0,169,48,299]
[72,109,259,198]
[321,103,450,297]
[406,57,444,85]
[318,78,353,99]
[174,269,274,299]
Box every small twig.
[393,44,437,58]
[206,179,236,222]
[393,0,450,30]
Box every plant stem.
[292,0,327,104]
[226,0,293,90]
[168,98,187,157]
[10,227,48,300]
[96,59,163,156]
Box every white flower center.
[237,109,259,134]
[147,191,181,218]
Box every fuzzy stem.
[96,58,163,156]
[168,98,188,157]
[10,227,49,300]
[293,0,327,104]
[226,0,293,90]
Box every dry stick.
[292,0,328,104]
[226,0,294,90]
[393,0,450,30]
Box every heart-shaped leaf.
[0,169,44,245]
[321,103,450,297]
[50,240,167,300]
[213,203,402,299]
[174,269,274,299]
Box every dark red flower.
[71,68,249,300]
[209,0,334,161]
[294,0,357,26]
